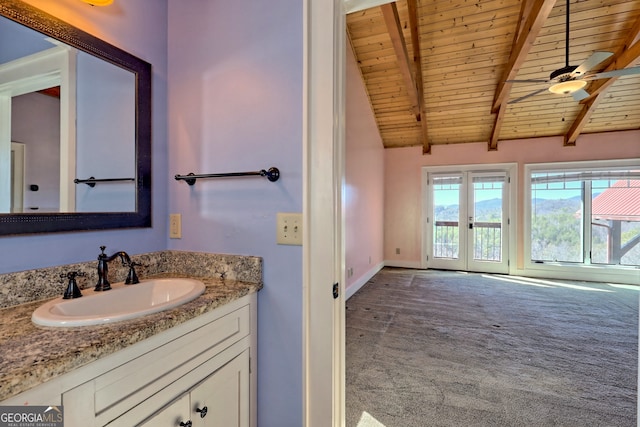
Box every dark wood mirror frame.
[0,0,151,236]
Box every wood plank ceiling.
[346,0,640,152]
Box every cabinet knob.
[179,421,192,427]
[196,406,208,418]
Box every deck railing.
[434,221,502,261]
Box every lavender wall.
[167,2,303,426]
[0,16,53,63]
[76,52,136,212]
[345,45,385,294]
[11,92,60,212]
[0,1,168,274]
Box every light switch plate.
[169,214,182,239]
[276,213,302,245]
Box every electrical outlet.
[169,214,182,239]
[396,248,400,254]
[277,213,302,245]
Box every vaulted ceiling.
[346,0,640,153]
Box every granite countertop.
[0,273,262,401]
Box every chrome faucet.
[95,246,140,291]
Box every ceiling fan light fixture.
[548,79,587,95]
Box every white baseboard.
[513,266,640,286]
[358,259,639,287]
[345,262,384,300]
[383,260,423,269]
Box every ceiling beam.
[580,16,640,102]
[406,0,430,154]
[564,96,600,146]
[380,2,421,120]
[492,0,556,113]
[565,17,640,146]
[488,103,507,151]
[488,0,556,151]
[488,0,533,150]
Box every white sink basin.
[32,278,206,327]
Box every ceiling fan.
[507,0,640,104]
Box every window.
[528,165,640,268]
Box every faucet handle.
[61,271,85,299]
[125,261,141,285]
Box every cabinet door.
[190,350,250,427]
[138,393,191,427]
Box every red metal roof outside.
[591,180,640,222]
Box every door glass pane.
[433,175,461,259]
[591,177,640,267]
[472,175,503,262]
[530,173,583,262]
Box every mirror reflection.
[0,13,136,214]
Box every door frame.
[10,142,25,212]
[421,163,517,275]
[302,0,346,425]
[0,45,77,213]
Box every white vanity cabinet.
[140,350,249,427]
[3,293,257,427]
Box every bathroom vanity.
[0,251,261,427]
[0,3,263,424]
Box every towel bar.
[74,177,135,188]
[175,167,280,186]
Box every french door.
[424,167,512,274]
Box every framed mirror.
[0,0,151,235]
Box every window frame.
[524,159,640,283]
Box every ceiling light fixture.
[81,0,113,5]
[548,79,587,95]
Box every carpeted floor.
[346,268,638,427]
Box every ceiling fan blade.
[584,66,640,80]
[571,88,590,102]
[572,51,614,76]
[508,87,548,104]
[506,79,549,83]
